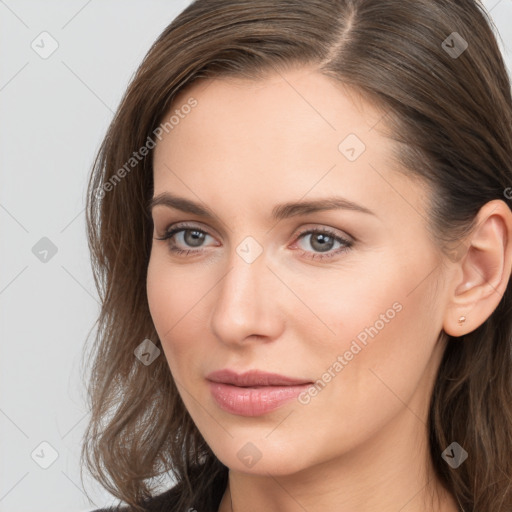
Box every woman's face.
[147,66,451,475]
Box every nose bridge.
[210,242,281,344]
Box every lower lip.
[208,381,311,416]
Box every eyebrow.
[148,192,376,221]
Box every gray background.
[0,1,511,511]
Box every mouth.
[206,369,313,416]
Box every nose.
[210,244,284,347]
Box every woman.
[81,1,512,511]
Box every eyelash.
[155,223,354,261]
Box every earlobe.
[442,199,512,337]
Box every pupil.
[312,233,333,252]
[186,230,204,247]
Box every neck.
[219,407,461,512]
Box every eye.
[155,223,217,256]
[292,228,353,260]
[154,223,354,260]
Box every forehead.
[152,66,427,225]
[160,66,385,150]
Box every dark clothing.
[91,466,228,512]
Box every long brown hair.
[80,1,512,510]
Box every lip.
[206,369,312,416]
[206,369,311,387]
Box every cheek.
[291,255,409,355]
[323,241,440,358]
[146,255,211,373]
[308,251,442,420]
[147,257,176,338]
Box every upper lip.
[206,369,312,387]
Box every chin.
[210,437,318,476]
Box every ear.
[442,199,512,337]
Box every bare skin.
[146,65,512,512]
